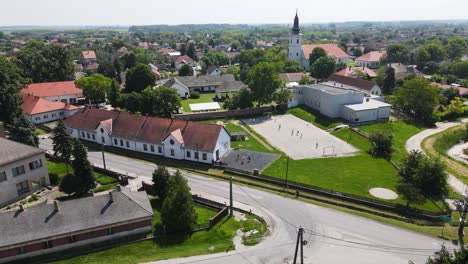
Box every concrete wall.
[0,153,49,207]
[170,83,189,98]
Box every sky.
[1,0,467,26]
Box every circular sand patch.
[369,188,398,200]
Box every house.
[279,72,317,87]
[288,13,350,71]
[289,84,391,123]
[434,83,468,97]
[175,55,194,70]
[21,81,83,104]
[81,50,97,65]
[335,67,377,79]
[0,138,50,207]
[207,66,221,76]
[387,63,422,80]
[20,93,79,124]
[164,74,245,99]
[64,108,231,164]
[355,51,385,68]
[149,63,161,80]
[326,74,382,96]
[0,189,153,263]
[84,62,99,73]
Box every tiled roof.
[207,65,220,74]
[65,108,224,151]
[327,74,377,91]
[302,44,349,59]
[175,55,194,64]
[434,83,468,96]
[0,190,152,248]
[81,50,96,59]
[356,51,385,62]
[21,81,82,98]
[0,138,44,166]
[279,72,309,82]
[20,93,72,115]
[335,67,377,78]
[165,74,245,93]
[84,62,99,71]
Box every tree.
[445,37,468,61]
[414,47,431,70]
[382,67,396,94]
[273,87,292,105]
[441,87,460,103]
[107,79,121,107]
[396,182,425,209]
[383,44,410,64]
[186,43,197,60]
[59,173,76,196]
[309,47,327,65]
[71,139,96,195]
[122,53,136,69]
[97,60,117,79]
[369,131,393,158]
[247,62,281,105]
[15,40,75,82]
[426,245,468,264]
[122,92,142,113]
[178,64,194,76]
[0,57,23,124]
[6,116,38,147]
[299,75,311,85]
[451,61,468,79]
[311,57,336,80]
[152,166,171,201]
[52,120,73,174]
[353,48,363,57]
[125,64,156,93]
[161,171,197,232]
[75,74,112,105]
[230,40,241,51]
[234,87,253,109]
[226,65,241,80]
[155,86,181,117]
[391,78,439,123]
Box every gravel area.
[221,149,279,174]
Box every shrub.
[369,131,393,158]
[49,173,59,186]
[190,91,200,99]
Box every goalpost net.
[322,146,335,157]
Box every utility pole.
[457,192,468,246]
[102,150,107,170]
[229,176,233,217]
[293,227,305,264]
[285,156,290,191]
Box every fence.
[174,105,285,121]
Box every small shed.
[230,131,247,141]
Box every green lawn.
[287,106,341,130]
[433,126,466,158]
[181,93,223,112]
[55,199,241,264]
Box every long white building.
[64,108,231,164]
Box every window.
[0,171,6,182]
[35,116,41,121]
[126,141,130,148]
[150,145,155,152]
[202,153,207,160]
[296,52,298,56]
[69,235,76,243]
[29,159,43,170]
[114,138,117,145]
[170,149,175,156]
[100,128,104,133]
[101,137,105,144]
[16,180,29,195]
[43,114,49,119]
[87,133,90,139]
[12,165,25,177]
[59,111,64,116]
[120,139,123,146]
[170,139,175,145]
[297,39,299,44]
[143,144,147,151]
[186,151,191,158]
[194,152,199,160]
[158,146,162,153]
[81,131,85,138]
[92,134,95,140]
[52,113,56,118]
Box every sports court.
[243,114,358,160]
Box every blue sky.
[2,0,467,26]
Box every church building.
[288,12,351,71]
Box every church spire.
[292,10,300,35]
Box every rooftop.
[21,81,82,98]
[302,44,350,59]
[300,84,359,95]
[327,74,377,91]
[344,99,391,111]
[189,102,221,112]
[20,93,78,115]
[81,50,96,59]
[0,138,44,167]
[356,51,385,62]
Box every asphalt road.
[40,138,451,264]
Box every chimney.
[19,204,25,211]
[54,200,59,211]
[109,192,114,203]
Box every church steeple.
[292,10,300,35]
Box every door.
[216,149,220,160]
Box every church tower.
[288,11,304,69]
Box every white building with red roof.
[21,81,83,104]
[20,93,79,124]
[288,12,350,71]
[64,108,231,164]
[81,50,97,65]
[355,51,385,69]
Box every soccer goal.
[322,146,335,157]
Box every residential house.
[326,74,382,96]
[175,55,195,70]
[335,67,377,79]
[0,189,153,263]
[434,83,468,98]
[164,74,245,99]
[387,63,422,80]
[279,72,317,87]
[81,50,97,65]
[207,66,221,76]
[355,51,385,68]
[0,138,50,207]
[64,108,231,164]
[20,93,79,124]
[21,81,83,104]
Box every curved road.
[405,119,467,194]
[40,138,450,264]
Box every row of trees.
[118,86,181,117]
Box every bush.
[59,174,76,195]
[369,131,393,158]
[49,173,59,186]
[190,91,200,99]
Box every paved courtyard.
[221,149,279,174]
[243,114,358,160]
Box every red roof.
[356,51,385,62]
[20,93,77,115]
[175,55,194,64]
[335,67,377,78]
[327,74,377,91]
[434,83,468,96]
[21,81,82,98]
[64,108,224,151]
[279,72,309,82]
[302,44,349,59]
[82,50,96,59]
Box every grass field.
[180,93,223,112]
[287,106,340,130]
[55,199,241,264]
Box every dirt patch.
[369,188,398,200]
